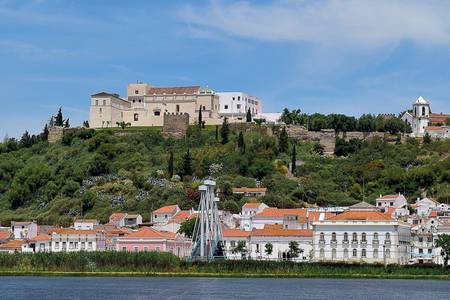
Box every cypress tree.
[198,107,202,128]
[215,125,219,141]
[220,118,230,145]
[181,149,192,177]
[41,124,49,141]
[246,108,252,123]
[64,118,70,128]
[168,151,174,178]
[291,143,296,174]
[55,108,64,127]
[279,127,289,153]
[237,131,245,153]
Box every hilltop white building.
[216,92,262,121]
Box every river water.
[0,276,448,299]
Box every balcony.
[384,240,391,246]
[342,240,349,248]
[319,240,326,248]
[373,239,379,246]
[330,241,337,248]
[360,240,367,247]
[351,240,358,248]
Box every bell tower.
[413,96,430,118]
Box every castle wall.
[162,113,189,139]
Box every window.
[352,232,357,242]
[362,232,366,242]
[134,247,139,252]
[176,105,180,112]
[352,249,357,257]
[238,96,240,100]
[99,108,102,113]
[224,105,229,109]
[138,99,142,103]
[134,113,139,121]
[165,214,168,219]
[418,237,423,243]
[237,104,241,109]
[95,100,98,106]
[419,248,423,254]
[385,249,391,258]
[122,246,127,251]
[320,248,325,258]
[256,244,260,253]
[319,232,325,242]
[373,249,378,258]
[103,100,106,106]
[202,106,206,110]
[232,97,235,100]
[422,106,426,116]
[361,249,366,258]
[331,232,337,242]
[390,202,393,206]
[343,248,348,258]
[88,242,93,249]
[385,233,390,240]
[428,249,432,254]
[154,111,160,116]
[231,241,236,247]
[332,248,336,259]
[427,237,432,243]
[343,232,348,242]
[135,90,139,95]
[373,232,378,240]
[55,242,59,249]
[132,99,136,103]
[81,242,85,250]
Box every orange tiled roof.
[327,210,393,221]
[110,213,126,222]
[147,86,200,95]
[0,240,24,249]
[254,208,307,219]
[384,207,396,215]
[429,210,438,218]
[32,234,51,241]
[426,126,448,131]
[171,211,197,223]
[153,205,179,214]
[243,202,262,209]
[75,219,98,223]
[0,231,11,240]
[378,195,401,199]
[122,227,176,239]
[233,187,267,193]
[252,224,313,237]
[223,228,251,238]
[307,212,335,222]
[430,113,450,124]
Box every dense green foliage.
[0,121,449,226]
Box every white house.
[50,228,105,252]
[412,198,441,217]
[151,205,181,224]
[222,228,251,260]
[10,221,38,240]
[239,202,269,231]
[109,213,143,227]
[217,92,262,121]
[74,219,99,230]
[312,209,411,264]
[376,194,409,217]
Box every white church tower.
[402,96,431,137]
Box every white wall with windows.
[217,92,261,120]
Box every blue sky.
[1,0,450,138]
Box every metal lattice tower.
[190,180,224,260]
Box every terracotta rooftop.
[252,224,313,237]
[377,194,402,200]
[110,213,126,222]
[50,228,98,235]
[74,219,98,223]
[122,227,176,239]
[243,202,263,209]
[430,113,450,124]
[307,211,335,222]
[0,240,24,249]
[327,210,393,221]
[426,126,448,131]
[171,211,197,223]
[32,234,52,241]
[223,228,251,238]
[147,86,200,95]
[233,187,267,193]
[254,208,307,219]
[0,230,11,240]
[153,205,179,214]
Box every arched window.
[422,106,426,116]
[385,249,391,258]
[362,232,366,242]
[373,232,378,240]
[373,249,378,258]
[343,248,349,258]
[352,249,357,257]
[332,248,337,259]
[352,232,358,242]
[319,232,325,242]
[343,232,348,242]
[361,249,366,258]
[385,233,390,240]
[331,232,337,242]
[320,248,325,258]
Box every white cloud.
[179,0,450,48]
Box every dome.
[414,96,429,105]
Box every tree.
[220,118,230,145]
[246,108,252,123]
[423,133,432,144]
[19,131,32,148]
[178,218,197,238]
[168,151,174,179]
[446,118,450,126]
[384,117,405,134]
[116,121,131,130]
[55,107,64,127]
[83,120,90,128]
[198,107,202,128]
[288,241,302,259]
[279,127,289,153]
[435,234,450,267]
[64,118,70,128]
[291,143,296,174]
[215,125,219,141]
[265,242,273,258]
[358,114,376,132]
[41,124,49,141]
[181,149,193,177]
[237,131,245,153]
[232,240,247,258]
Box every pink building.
[115,227,191,257]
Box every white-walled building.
[239,202,269,231]
[217,92,262,121]
[376,194,409,218]
[74,219,99,230]
[312,209,411,264]
[10,221,38,240]
[109,213,143,227]
[50,229,105,252]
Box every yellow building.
[90,83,221,128]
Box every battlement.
[163,113,189,139]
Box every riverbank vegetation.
[0,252,449,279]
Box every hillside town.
[1,189,449,266]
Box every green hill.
[0,125,449,226]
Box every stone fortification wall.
[163,113,189,139]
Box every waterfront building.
[151,205,181,224]
[0,240,25,253]
[222,228,251,260]
[115,227,191,257]
[216,92,261,121]
[312,207,411,264]
[50,228,106,252]
[239,202,269,231]
[10,221,38,240]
